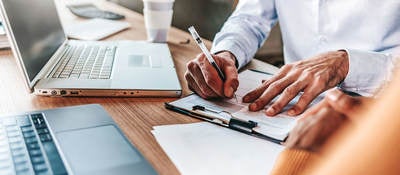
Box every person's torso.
[274,0,400,62]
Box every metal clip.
[192,105,258,133]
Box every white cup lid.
[143,0,174,3]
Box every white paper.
[65,18,130,41]
[152,122,284,175]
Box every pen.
[188,26,238,101]
[188,26,226,80]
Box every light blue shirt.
[211,0,400,96]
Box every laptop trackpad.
[56,125,143,175]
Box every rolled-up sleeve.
[211,0,278,69]
[341,48,399,96]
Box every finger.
[299,107,346,151]
[295,108,329,150]
[185,72,208,99]
[299,100,328,121]
[251,78,296,112]
[297,123,322,151]
[250,76,297,112]
[198,54,225,96]
[285,120,306,148]
[288,82,325,116]
[187,60,220,98]
[286,115,319,148]
[266,80,307,116]
[243,65,293,103]
[325,89,364,116]
[222,65,239,98]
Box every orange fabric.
[270,149,317,175]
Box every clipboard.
[164,69,303,144]
[165,101,284,144]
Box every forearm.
[211,0,277,69]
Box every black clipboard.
[165,100,285,144]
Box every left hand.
[284,89,371,152]
[284,106,346,152]
[242,50,349,116]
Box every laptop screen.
[1,0,66,82]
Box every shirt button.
[319,35,328,43]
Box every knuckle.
[202,88,215,97]
[196,53,205,59]
[283,86,297,96]
[186,61,197,71]
[198,54,207,62]
[281,64,293,72]
[184,72,191,80]
[205,77,218,88]
[302,70,312,77]
[314,75,322,82]
[313,79,327,88]
[231,78,240,89]
[300,93,313,102]
[269,82,283,91]
[289,69,302,76]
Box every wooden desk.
[0,1,279,174]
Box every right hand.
[185,51,239,99]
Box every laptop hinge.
[31,40,69,86]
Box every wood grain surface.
[0,1,279,174]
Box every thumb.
[325,89,362,117]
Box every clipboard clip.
[192,105,258,134]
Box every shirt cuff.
[340,49,394,96]
[211,39,250,69]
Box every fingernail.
[288,109,296,116]
[327,89,342,102]
[249,103,258,111]
[266,107,275,115]
[226,87,234,97]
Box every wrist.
[216,51,239,68]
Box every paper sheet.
[65,18,130,41]
[152,122,284,175]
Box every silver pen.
[188,26,238,102]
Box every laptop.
[0,104,158,175]
[0,0,182,97]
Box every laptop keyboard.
[51,44,116,79]
[0,114,67,175]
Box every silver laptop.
[0,0,182,97]
[0,104,158,175]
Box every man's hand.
[284,89,371,152]
[243,50,350,116]
[185,51,239,99]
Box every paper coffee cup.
[143,0,174,11]
[143,9,173,43]
[142,0,174,43]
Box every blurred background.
[110,0,284,67]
